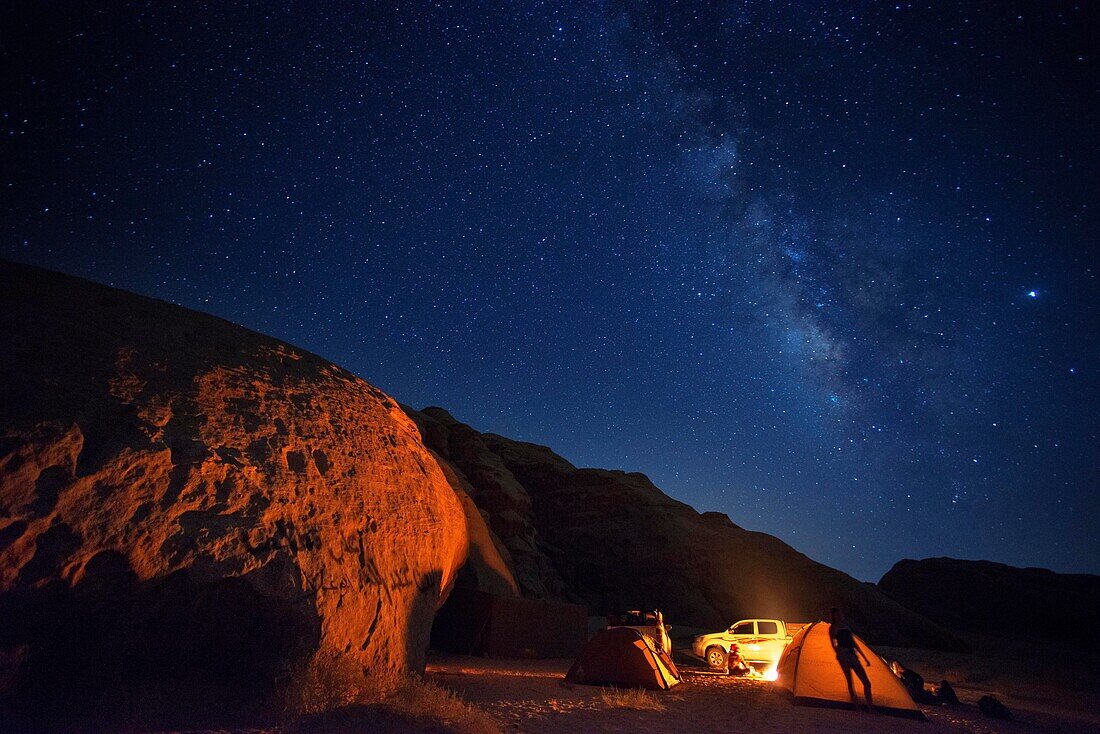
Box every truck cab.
[692,618,798,671]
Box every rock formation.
[879,557,1100,650]
[404,407,566,600]
[406,407,967,652]
[430,449,519,598]
[0,260,468,724]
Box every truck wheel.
[705,646,727,669]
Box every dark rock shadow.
[0,559,320,732]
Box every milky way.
[2,2,1096,580]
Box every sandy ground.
[426,648,1100,734]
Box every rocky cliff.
[0,255,970,730]
[0,260,468,725]
[879,557,1100,650]
[406,407,967,652]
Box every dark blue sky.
[3,1,1096,581]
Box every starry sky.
[2,2,1096,582]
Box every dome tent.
[565,627,681,690]
[775,621,925,720]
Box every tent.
[775,621,925,720]
[565,627,681,690]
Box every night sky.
[2,2,1096,582]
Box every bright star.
[1027,290,1037,298]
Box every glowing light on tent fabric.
[772,622,925,720]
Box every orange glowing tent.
[775,621,925,720]
[565,627,681,690]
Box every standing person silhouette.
[654,609,671,656]
[830,607,873,711]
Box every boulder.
[0,260,467,724]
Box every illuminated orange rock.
[0,260,467,718]
[429,450,520,597]
[404,407,567,600]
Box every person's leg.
[839,660,858,703]
[853,662,873,707]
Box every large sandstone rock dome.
[0,260,467,723]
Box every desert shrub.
[283,653,497,733]
[596,686,666,711]
[385,676,498,733]
[281,651,377,714]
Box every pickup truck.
[692,619,805,671]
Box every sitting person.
[901,666,940,704]
[726,644,751,676]
[901,667,925,696]
[889,656,938,704]
[934,679,959,705]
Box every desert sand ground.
[426,644,1100,734]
